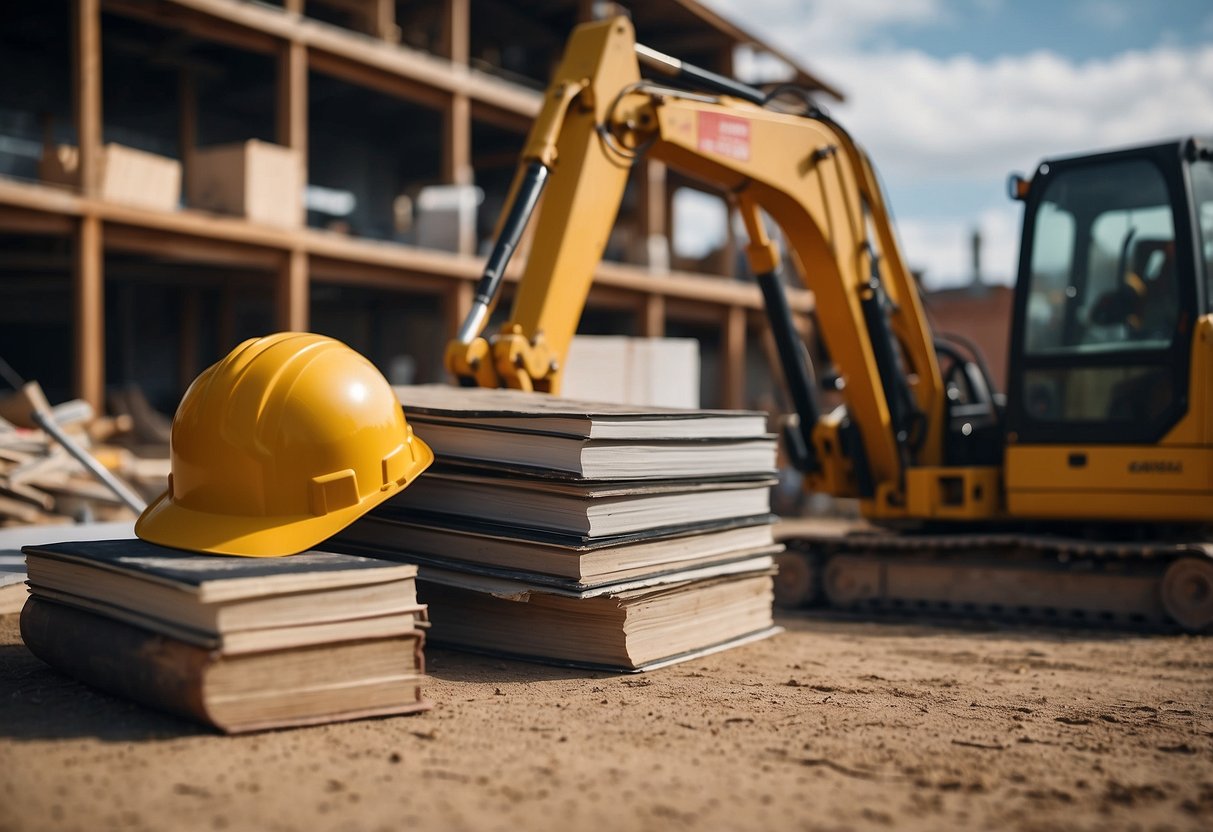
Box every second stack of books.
[334,385,782,672]
[20,540,431,733]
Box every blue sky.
[690,0,1213,287]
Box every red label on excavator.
[698,112,751,162]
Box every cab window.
[1019,158,1180,430]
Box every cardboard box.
[188,140,302,227]
[40,143,181,212]
[413,184,481,253]
[561,336,700,408]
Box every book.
[415,556,779,671]
[381,468,775,536]
[21,539,425,651]
[0,520,136,615]
[336,512,779,585]
[20,598,429,734]
[394,385,776,480]
[400,422,776,480]
[396,384,768,439]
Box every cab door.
[1004,141,1213,522]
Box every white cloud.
[823,44,1213,184]
[699,0,1213,287]
[724,0,942,54]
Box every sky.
[682,0,1213,288]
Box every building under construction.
[0,0,840,416]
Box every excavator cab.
[1004,138,1213,522]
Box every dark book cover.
[22,539,417,598]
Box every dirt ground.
[0,609,1210,832]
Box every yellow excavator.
[444,16,1213,632]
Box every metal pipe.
[756,269,821,473]
[31,410,147,513]
[635,43,767,106]
[456,161,550,344]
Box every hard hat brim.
[135,436,434,558]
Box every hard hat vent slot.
[309,469,361,516]
[382,443,409,488]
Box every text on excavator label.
[1128,460,1183,474]
[698,112,751,162]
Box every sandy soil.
[1,610,1210,832]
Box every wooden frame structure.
[0,0,826,411]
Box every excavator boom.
[446,17,970,522]
[445,16,1213,632]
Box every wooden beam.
[278,39,308,227]
[722,304,746,409]
[74,215,104,411]
[0,179,816,314]
[639,159,669,271]
[103,0,279,55]
[74,0,102,198]
[443,93,474,255]
[157,0,542,116]
[641,293,665,337]
[0,207,74,236]
[179,287,201,390]
[445,279,473,344]
[276,249,309,331]
[218,279,236,352]
[277,41,307,152]
[308,50,451,112]
[310,257,451,292]
[179,69,197,204]
[104,224,281,269]
[469,100,533,135]
[443,94,472,186]
[441,0,469,65]
[371,0,399,42]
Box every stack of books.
[335,385,782,672]
[20,539,430,733]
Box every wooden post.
[277,40,308,331]
[73,0,102,198]
[441,0,473,254]
[219,279,236,352]
[370,0,398,42]
[721,195,738,277]
[641,294,665,338]
[179,69,196,204]
[722,304,746,409]
[445,280,473,340]
[74,216,104,410]
[179,287,201,391]
[73,0,104,409]
[639,160,668,271]
[277,39,308,200]
[441,0,469,65]
[277,249,309,332]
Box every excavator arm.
[446,16,996,521]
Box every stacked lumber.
[0,384,167,527]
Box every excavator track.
[773,520,1213,633]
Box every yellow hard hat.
[136,332,433,557]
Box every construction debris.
[0,382,167,527]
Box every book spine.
[20,597,217,728]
